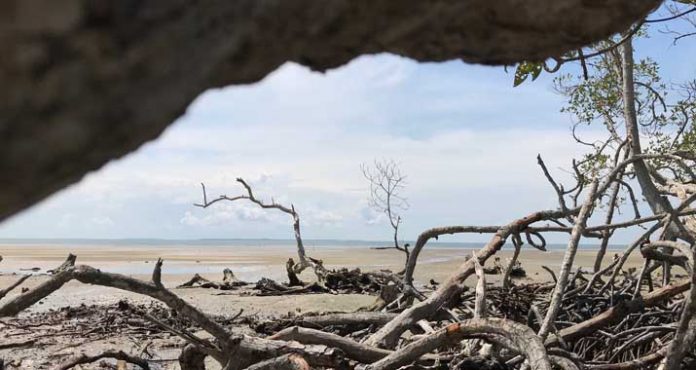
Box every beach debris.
[178,268,248,290]
[1,245,695,370]
[47,253,77,274]
[18,267,40,272]
[57,350,150,370]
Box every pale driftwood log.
[463,252,488,357]
[230,336,346,370]
[472,252,486,319]
[366,318,552,370]
[402,225,506,287]
[0,271,75,318]
[48,253,77,274]
[295,312,398,328]
[270,326,392,363]
[242,354,310,370]
[593,170,624,272]
[538,180,598,339]
[57,350,150,370]
[501,235,522,290]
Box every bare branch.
[538,180,598,339]
[367,319,552,370]
[0,275,30,300]
[58,350,150,370]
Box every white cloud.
[91,216,115,226]
[0,54,610,241]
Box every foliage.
[513,61,543,87]
[554,34,696,181]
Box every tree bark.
[368,209,568,349]
[367,319,552,370]
[179,344,207,370]
[538,181,598,339]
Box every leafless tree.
[362,159,410,264]
[194,178,326,283]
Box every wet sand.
[0,243,647,369]
[0,243,644,315]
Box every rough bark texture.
[367,319,552,370]
[367,209,569,348]
[1,0,660,220]
[538,181,597,339]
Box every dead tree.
[194,178,326,283]
[362,159,410,265]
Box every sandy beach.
[0,241,649,369]
[0,242,644,315]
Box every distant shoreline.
[0,237,618,250]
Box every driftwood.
[178,268,248,290]
[2,230,695,370]
[244,353,310,370]
[366,319,552,370]
[57,350,150,370]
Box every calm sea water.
[0,238,607,250]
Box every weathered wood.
[242,354,310,370]
[270,326,393,363]
[551,279,690,343]
[538,180,598,339]
[367,318,552,370]
[57,350,150,370]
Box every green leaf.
[513,62,543,87]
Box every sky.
[1,11,695,244]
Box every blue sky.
[1,11,694,243]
